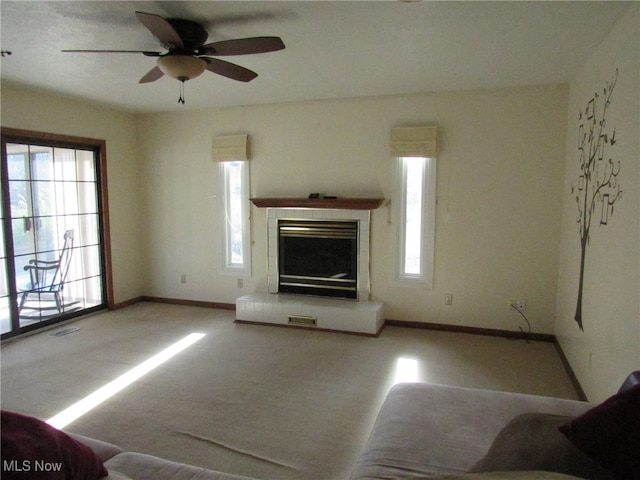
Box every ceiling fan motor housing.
[165,18,208,52]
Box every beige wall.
[555,4,640,402]
[138,84,568,334]
[0,84,144,304]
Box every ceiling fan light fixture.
[157,55,206,81]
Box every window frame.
[218,160,251,276]
[393,156,436,288]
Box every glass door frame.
[1,127,114,339]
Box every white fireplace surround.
[235,206,384,335]
[267,207,372,300]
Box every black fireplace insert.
[278,219,358,299]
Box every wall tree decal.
[571,68,621,330]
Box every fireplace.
[266,207,372,301]
[278,219,358,299]
[236,202,384,335]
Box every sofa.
[2,373,638,480]
[350,375,639,480]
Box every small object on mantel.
[308,193,337,199]
[250,197,385,210]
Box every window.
[394,156,436,287]
[219,160,251,275]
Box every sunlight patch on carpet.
[394,357,419,384]
[47,332,206,429]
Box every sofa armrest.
[66,432,124,463]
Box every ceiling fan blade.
[139,66,164,84]
[203,57,258,82]
[200,37,285,56]
[62,49,162,57]
[135,11,183,49]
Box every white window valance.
[390,126,437,158]
[212,134,249,162]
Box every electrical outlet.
[237,278,243,288]
[507,298,526,311]
[444,293,453,306]
[180,274,187,284]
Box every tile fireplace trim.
[236,293,385,336]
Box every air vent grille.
[288,315,317,327]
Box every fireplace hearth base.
[235,293,384,336]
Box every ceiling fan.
[62,11,285,104]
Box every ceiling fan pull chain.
[178,80,186,104]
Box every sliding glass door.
[1,130,109,338]
[0,195,10,335]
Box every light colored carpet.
[0,302,580,480]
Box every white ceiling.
[0,1,630,114]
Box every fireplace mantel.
[250,197,384,210]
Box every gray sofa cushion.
[67,433,124,463]
[101,472,133,480]
[470,413,611,480]
[105,451,262,480]
[406,472,588,480]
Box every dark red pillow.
[1,411,108,480]
[558,385,640,480]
